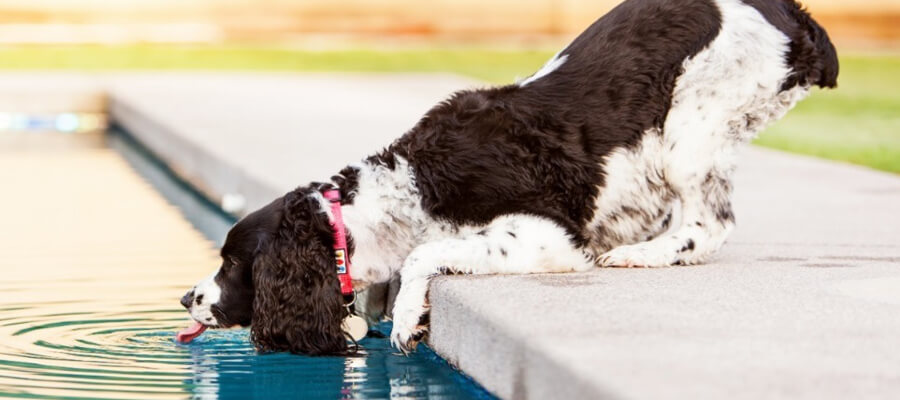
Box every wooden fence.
[0,0,896,46]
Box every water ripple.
[0,303,492,399]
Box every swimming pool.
[0,129,494,399]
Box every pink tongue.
[176,322,208,343]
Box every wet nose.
[180,290,194,309]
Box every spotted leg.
[599,169,735,267]
[390,214,593,353]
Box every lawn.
[1,45,896,173]
[754,55,900,174]
[0,45,553,83]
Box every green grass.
[1,45,896,173]
[754,55,900,174]
[0,45,554,83]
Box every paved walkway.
[107,73,476,214]
[5,72,898,399]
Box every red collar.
[323,189,353,296]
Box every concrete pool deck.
[3,73,899,399]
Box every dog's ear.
[250,188,348,355]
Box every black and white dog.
[180,0,837,355]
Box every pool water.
[0,131,494,399]
[1,307,485,399]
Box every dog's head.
[180,186,349,355]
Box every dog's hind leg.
[599,0,815,267]
[598,166,736,268]
[389,214,592,353]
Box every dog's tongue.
[176,322,207,343]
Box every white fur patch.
[341,157,443,284]
[190,270,222,325]
[586,130,674,254]
[519,52,568,87]
[309,191,334,221]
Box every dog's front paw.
[599,243,680,268]
[390,308,429,354]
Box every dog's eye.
[221,256,240,273]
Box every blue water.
[177,323,488,399]
[0,130,494,399]
[1,304,492,399]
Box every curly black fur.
[249,186,349,355]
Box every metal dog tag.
[342,315,368,342]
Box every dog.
[179,0,837,355]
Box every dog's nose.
[180,290,195,309]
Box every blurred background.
[0,0,896,172]
[0,2,897,399]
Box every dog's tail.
[782,1,839,90]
